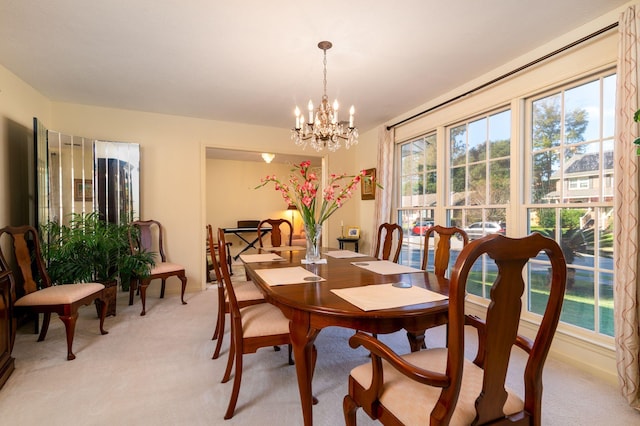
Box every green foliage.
[634,109,640,147]
[41,212,155,286]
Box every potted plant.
[41,212,155,316]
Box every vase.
[304,223,323,263]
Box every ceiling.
[0,1,627,134]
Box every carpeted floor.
[0,278,638,425]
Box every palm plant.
[41,212,155,289]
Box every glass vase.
[304,223,323,263]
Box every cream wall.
[0,65,51,230]
[206,159,297,254]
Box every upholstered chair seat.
[350,348,524,425]
[15,283,105,306]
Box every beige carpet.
[0,278,638,425]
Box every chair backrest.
[421,225,469,277]
[0,225,53,298]
[373,223,403,263]
[206,225,223,284]
[129,220,165,262]
[216,228,241,319]
[257,219,293,248]
[437,233,566,425]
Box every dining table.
[242,247,450,426]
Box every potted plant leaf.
[41,212,155,316]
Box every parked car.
[463,221,505,240]
[411,220,434,236]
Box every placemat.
[254,266,326,286]
[350,260,424,275]
[325,250,368,259]
[331,283,447,311]
[239,253,285,263]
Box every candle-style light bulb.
[349,105,355,128]
[294,106,301,129]
[333,99,339,124]
[308,100,314,124]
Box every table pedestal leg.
[407,330,426,352]
[289,311,320,426]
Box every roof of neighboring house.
[551,150,613,179]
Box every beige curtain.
[615,4,640,410]
[372,126,394,255]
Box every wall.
[0,65,51,230]
[206,159,297,254]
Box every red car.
[411,220,434,236]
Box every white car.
[463,222,505,240]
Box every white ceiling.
[0,1,627,134]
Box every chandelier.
[291,41,358,152]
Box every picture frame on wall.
[361,168,376,200]
[74,179,93,202]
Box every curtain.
[372,126,394,255]
[614,4,640,410]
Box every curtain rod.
[386,22,619,131]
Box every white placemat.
[351,260,424,275]
[331,283,448,311]
[254,266,326,286]
[325,250,368,259]
[266,245,306,252]
[239,253,285,263]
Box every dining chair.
[257,218,293,248]
[373,223,403,263]
[0,225,108,360]
[207,225,265,360]
[217,227,294,419]
[422,225,469,277]
[128,219,187,316]
[343,233,567,425]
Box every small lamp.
[287,204,297,233]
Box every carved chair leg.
[139,280,149,316]
[179,274,187,305]
[224,339,244,420]
[59,312,78,360]
[222,324,236,383]
[37,312,51,342]
[343,394,359,426]
[160,279,166,299]
[288,343,294,365]
[97,297,109,335]
[212,310,221,340]
[128,279,137,305]
[212,311,226,359]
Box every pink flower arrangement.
[257,160,366,227]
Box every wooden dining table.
[243,248,450,426]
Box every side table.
[337,237,359,252]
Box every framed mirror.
[33,118,140,227]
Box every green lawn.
[466,269,613,336]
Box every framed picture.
[346,227,360,239]
[361,168,376,200]
[74,179,93,202]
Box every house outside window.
[526,72,615,337]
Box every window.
[446,109,511,297]
[397,134,436,268]
[526,72,615,336]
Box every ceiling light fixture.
[261,153,275,163]
[291,41,358,152]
